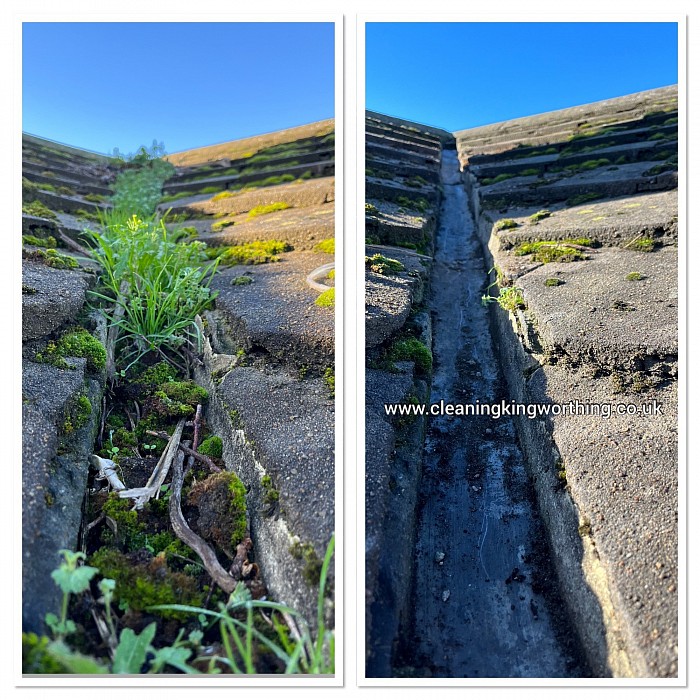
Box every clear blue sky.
[366,23,678,131]
[23,22,334,155]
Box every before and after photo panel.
[13,15,684,687]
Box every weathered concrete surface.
[166,119,334,167]
[197,204,334,251]
[365,364,428,677]
[162,177,334,217]
[22,261,92,341]
[210,251,334,372]
[195,340,334,627]
[514,246,678,370]
[164,160,334,195]
[459,86,679,677]
[479,161,677,209]
[364,114,444,673]
[366,176,440,207]
[489,191,678,250]
[22,359,103,633]
[455,85,677,162]
[365,248,427,349]
[365,198,436,250]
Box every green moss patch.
[22,234,57,248]
[388,337,432,374]
[35,328,106,373]
[494,219,518,231]
[63,394,92,434]
[90,548,202,620]
[626,237,657,252]
[22,200,57,220]
[314,238,335,255]
[149,380,208,418]
[515,239,591,263]
[207,240,292,265]
[211,219,235,232]
[23,248,78,269]
[365,253,404,275]
[247,202,291,218]
[198,435,223,459]
[187,472,247,551]
[529,210,552,223]
[315,288,335,307]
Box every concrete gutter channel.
[376,148,587,678]
[367,87,678,679]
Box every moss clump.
[102,493,144,549]
[207,240,292,265]
[24,248,78,269]
[187,472,247,550]
[211,219,235,233]
[566,158,611,172]
[22,284,37,295]
[22,234,57,247]
[212,191,235,201]
[389,337,432,375]
[481,172,516,186]
[63,394,92,434]
[35,329,104,371]
[135,361,176,387]
[494,219,518,231]
[111,427,137,448]
[247,202,291,218]
[54,328,106,372]
[495,287,526,313]
[261,474,280,511]
[324,367,335,397]
[515,239,590,263]
[365,203,379,216]
[529,210,552,223]
[90,548,202,620]
[231,275,253,286]
[151,380,208,418]
[365,253,404,275]
[566,192,602,207]
[75,209,100,222]
[315,288,335,307]
[626,272,645,281]
[22,633,68,674]
[22,200,57,219]
[314,238,335,255]
[198,435,223,459]
[83,193,105,203]
[289,540,323,586]
[627,237,657,252]
[396,195,429,213]
[544,277,564,287]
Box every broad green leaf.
[149,646,198,674]
[227,581,251,608]
[112,622,157,674]
[45,613,76,637]
[51,564,99,595]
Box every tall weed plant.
[87,214,218,371]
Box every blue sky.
[366,23,678,131]
[23,22,334,155]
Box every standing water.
[397,149,586,677]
